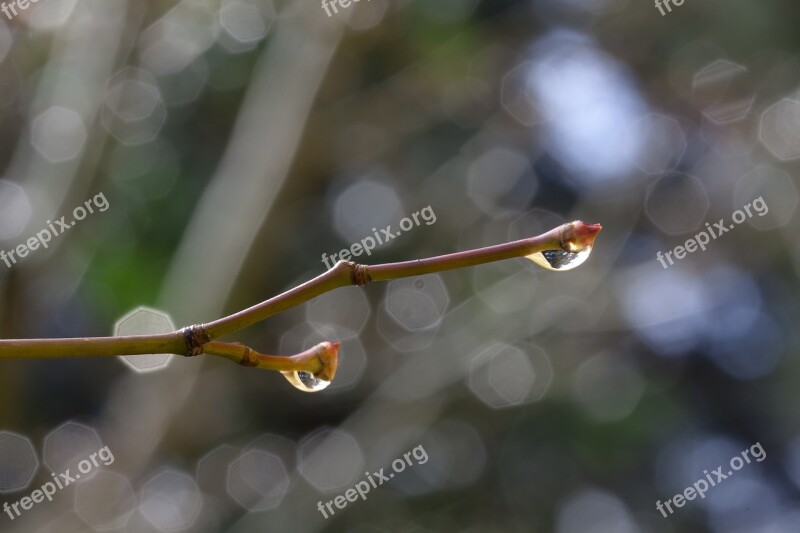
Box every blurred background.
[0,0,798,531]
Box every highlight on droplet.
[526,247,593,271]
[281,370,332,392]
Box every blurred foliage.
[0,0,799,532]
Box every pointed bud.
[560,221,602,252]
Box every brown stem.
[0,334,184,359]
[203,340,339,378]
[0,220,601,373]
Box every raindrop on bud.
[526,221,601,272]
[280,341,339,393]
[281,370,332,392]
[526,247,592,271]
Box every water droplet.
[526,247,592,271]
[281,370,331,392]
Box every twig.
[0,221,601,385]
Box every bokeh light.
[0,2,796,531]
[0,431,38,493]
[114,307,176,373]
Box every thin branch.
[0,221,601,379]
[0,334,182,359]
[202,340,338,378]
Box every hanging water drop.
[526,247,592,272]
[281,370,332,392]
[279,341,339,393]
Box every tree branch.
[0,221,601,388]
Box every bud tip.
[561,221,602,252]
[315,341,340,382]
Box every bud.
[526,221,602,271]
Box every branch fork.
[0,221,601,391]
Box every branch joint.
[182,324,211,357]
[239,345,259,367]
[347,261,372,286]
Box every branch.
[0,221,601,390]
